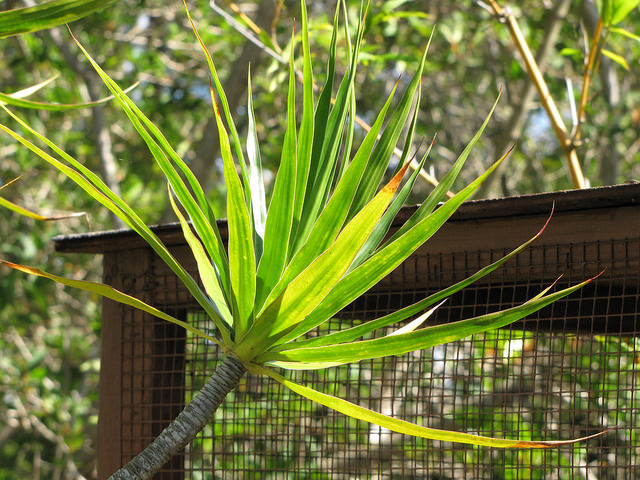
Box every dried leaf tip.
[513,426,616,448]
[66,25,78,42]
[0,259,31,273]
[591,267,607,281]
[533,202,555,240]
[384,161,411,193]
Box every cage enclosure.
[55,184,640,480]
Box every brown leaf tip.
[384,161,411,193]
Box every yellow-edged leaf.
[210,86,256,336]
[256,365,611,448]
[167,186,233,339]
[0,82,140,110]
[0,260,222,348]
[236,162,411,360]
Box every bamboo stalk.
[575,18,603,141]
[486,1,587,189]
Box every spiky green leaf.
[211,90,256,336]
[388,91,502,243]
[0,260,221,347]
[246,69,267,262]
[266,84,398,302]
[347,36,431,221]
[237,162,410,360]
[275,151,509,346]
[280,211,553,351]
[69,32,230,296]
[167,186,233,335]
[255,45,298,309]
[256,365,606,447]
[0,0,118,38]
[0,106,224,330]
[260,275,596,367]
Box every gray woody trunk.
[108,355,246,479]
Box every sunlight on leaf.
[0,260,222,348]
[602,48,630,69]
[0,0,119,38]
[255,364,612,447]
[0,81,140,111]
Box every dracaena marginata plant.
[0,1,604,478]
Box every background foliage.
[0,1,638,478]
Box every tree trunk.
[108,355,246,480]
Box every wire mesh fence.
[53,185,639,478]
[115,237,640,479]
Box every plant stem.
[486,1,587,189]
[581,0,621,185]
[478,0,571,197]
[575,18,603,142]
[108,355,246,480]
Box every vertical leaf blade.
[268,84,398,301]
[290,0,315,257]
[293,13,366,252]
[183,1,252,209]
[237,162,411,360]
[167,186,233,336]
[255,47,298,310]
[246,69,267,262]
[211,89,256,336]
